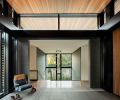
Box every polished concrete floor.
[1,81,120,100]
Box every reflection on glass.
[21,17,58,30]
[57,74,61,80]
[60,17,97,30]
[62,68,71,80]
[61,54,72,67]
[57,68,60,73]
[46,54,56,67]
[46,68,56,80]
[47,81,72,88]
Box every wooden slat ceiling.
[20,17,97,30]
[7,0,111,14]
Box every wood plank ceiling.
[7,0,111,30]
[7,0,111,14]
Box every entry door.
[46,54,72,80]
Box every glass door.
[46,54,72,81]
[61,54,72,80]
[46,54,56,80]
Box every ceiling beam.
[12,30,109,39]
[99,11,120,30]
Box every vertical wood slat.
[113,27,120,96]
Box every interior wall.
[72,48,81,80]
[37,48,45,80]
[29,45,37,70]
[113,26,120,96]
[29,45,46,80]
[81,43,90,81]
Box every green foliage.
[46,54,72,80]
[61,54,71,67]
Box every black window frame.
[45,53,72,80]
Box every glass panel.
[20,17,58,30]
[57,68,60,73]
[0,31,9,96]
[61,54,72,67]
[62,68,72,80]
[0,32,5,94]
[104,9,107,24]
[114,0,120,15]
[46,68,56,80]
[57,74,61,80]
[60,17,98,30]
[46,54,56,67]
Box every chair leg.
[11,96,16,100]
[31,87,36,93]
[16,94,22,100]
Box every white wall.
[29,45,46,80]
[29,45,38,80]
[29,45,37,70]
[72,48,81,80]
[81,42,90,80]
[37,48,45,80]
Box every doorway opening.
[29,39,90,87]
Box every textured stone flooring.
[1,81,120,100]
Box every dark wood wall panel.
[90,38,101,88]
[17,39,29,74]
[113,27,120,96]
[100,33,113,92]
